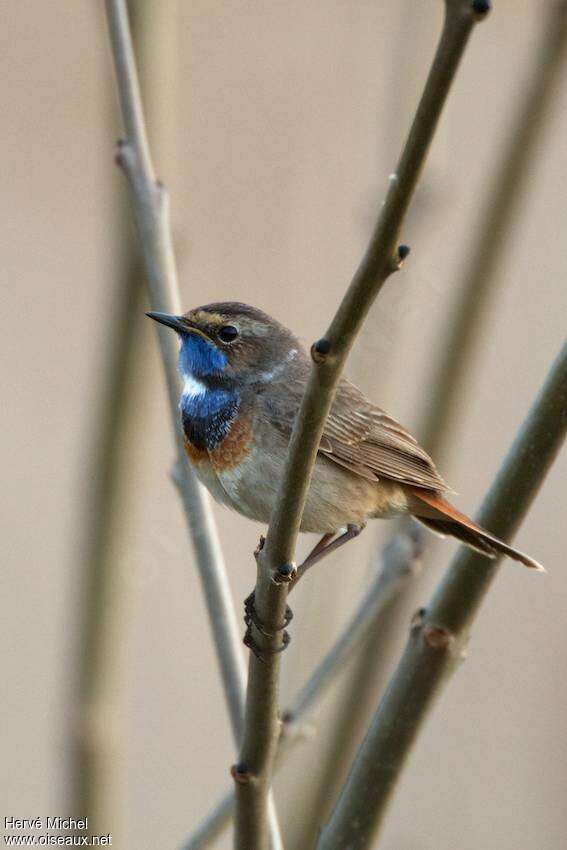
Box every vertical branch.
[104,0,246,740]
[104,6,285,847]
[317,341,567,850]
[234,3,489,849]
[106,8,280,847]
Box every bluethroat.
[147,302,542,578]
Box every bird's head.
[147,302,302,387]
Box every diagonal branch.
[283,526,425,723]
[296,4,567,841]
[234,3,490,848]
[421,0,567,462]
[182,525,424,850]
[104,5,284,847]
[317,340,567,850]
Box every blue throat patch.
[178,333,239,451]
[178,332,227,378]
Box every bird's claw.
[243,591,292,662]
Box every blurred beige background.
[2,2,567,849]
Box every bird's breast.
[180,380,254,503]
[183,413,256,515]
[185,414,253,469]
[180,380,239,450]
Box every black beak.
[146,311,187,333]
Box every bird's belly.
[299,454,409,532]
[212,443,282,525]
[186,426,409,533]
[183,417,260,514]
[184,438,279,523]
[191,454,238,510]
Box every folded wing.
[319,378,450,491]
[259,368,449,492]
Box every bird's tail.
[408,488,544,571]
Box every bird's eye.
[218,324,239,343]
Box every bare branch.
[421,0,567,461]
[294,5,567,842]
[317,341,567,850]
[104,7,284,846]
[284,525,425,723]
[70,2,169,830]
[105,0,244,738]
[182,526,424,850]
[234,3,488,847]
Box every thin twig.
[104,5,284,847]
[105,0,244,739]
[317,341,567,850]
[234,3,488,848]
[296,526,417,850]
[182,525,424,850]
[295,5,567,841]
[284,525,425,722]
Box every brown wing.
[256,362,449,492]
[319,378,450,491]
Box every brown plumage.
[147,302,543,571]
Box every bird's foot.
[243,591,293,662]
[292,523,366,588]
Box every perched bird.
[147,302,542,573]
